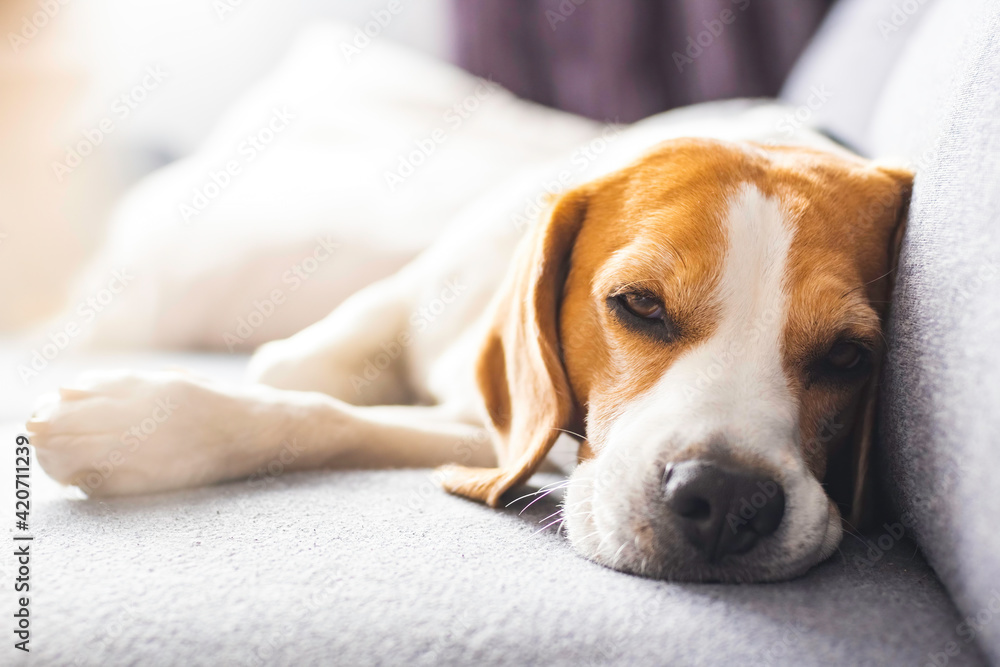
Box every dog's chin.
[562,460,843,583]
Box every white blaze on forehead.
[604,183,800,466]
[701,182,796,433]
[581,183,837,575]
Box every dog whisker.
[611,540,629,569]
[551,427,586,440]
[506,480,572,509]
[532,517,566,536]
[575,530,601,544]
[839,268,895,300]
[519,486,570,514]
[538,509,564,525]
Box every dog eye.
[807,340,872,386]
[825,342,864,370]
[809,340,873,385]
[618,293,664,320]
[608,292,679,343]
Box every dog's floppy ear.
[842,163,914,527]
[437,187,590,506]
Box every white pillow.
[69,22,599,352]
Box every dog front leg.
[27,370,495,497]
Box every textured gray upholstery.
[9,0,1000,663]
[1,347,990,667]
[781,0,935,153]
[789,0,1000,663]
[865,0,987,161]
[875,0,1000,664]
[4,451,986,667]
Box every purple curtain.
[453,0,834,123]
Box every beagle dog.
[27,103,912,582]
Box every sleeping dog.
[27,102,912,583]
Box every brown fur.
[440,138,912,520]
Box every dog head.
[441,137,912,582]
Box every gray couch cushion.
[9,2,1000,661]
[10,447,986,667]
[875,0,1000,664]
[780,0,935,153]
[866,0,988,161]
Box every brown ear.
[437,188,589,507]
[845,163,914,527]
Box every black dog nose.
[663,460,785,562]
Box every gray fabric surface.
[877,0,1000,664]
[6,458,987,667]
[866,0,989,161]
[780,0,935,153]
[7,1,1000,663]
[0,350,249,424]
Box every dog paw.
[26,370,267,497]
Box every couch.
[4,0,999,664]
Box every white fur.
[28,102,849,580]
[564,185,841,581]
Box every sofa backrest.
[784,1,1000,664]
[780,0,934,152]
